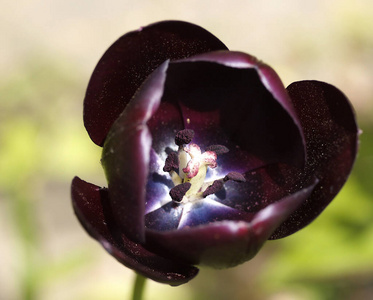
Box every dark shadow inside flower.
[162,61,304,168]
[151,173,174,189]
[212,184,227,200]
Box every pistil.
[164,129,246,203]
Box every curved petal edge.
[71,176,199,285]
[270,80,359,239]
[84,20,228,146]
[145,179,317,269]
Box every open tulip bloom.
[71,21,359,286]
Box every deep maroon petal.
[270,80,359,239]
[211,165,296,213]
[173,50,306,166]
[71,177,198,285]
[84,20,228,146]
[145,180,316,268]
[101,62,169,242]
[161,53,305,170]
[147,221,254,269]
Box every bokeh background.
[1,0,373,299]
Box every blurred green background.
[1,0,372,299]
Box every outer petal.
[101,61,168,243]
[145,180,317,268]
[71,176,198,285]
[84,20,228,146]
[270,80,359,239]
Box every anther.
[169,182,191,202]
[175,129,195,146]
[202,180,224,198]
[205,145,229,155]
[163,151,179,172]
[224,171,246,182]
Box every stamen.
[162,129,245,204]
[169,182,191,202]
[182,144,203,178]
[224,171,246,182]
[163,151,179,172]
[205,145,229,155]
[175,129,195,146]
[202,180,224,198]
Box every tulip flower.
[71,20,358,287]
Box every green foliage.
[0,56,102,300]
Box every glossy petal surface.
[84,20,228,146]
[71,177,198,285]
[101,61,168,243]
[270,80,358,239]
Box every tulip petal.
[84,20,228,146]
[101,61,169,243]
[145,201,183,231]
[147,221,254,269]
[210,166,294,213]
[145,180,316,268]
[270,80,359,239]
[71,176,198,285]
[162,54,305,170]
[176,51,302,130]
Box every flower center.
[163,129,246,203]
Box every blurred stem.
[132,273,147,300]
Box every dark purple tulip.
[72,21,358,285]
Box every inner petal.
[145,201,184,231]
[177,199,253,229]
[162,60,305,168]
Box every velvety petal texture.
[270,80,359,239]
[72,20,359,285]
[84,20,228,146]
